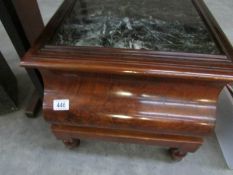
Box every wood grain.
[20,0,233,160]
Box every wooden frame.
[21,0,233,160]
[0,52,17,114]
[0,0,44,117]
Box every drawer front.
[42,70,219,137]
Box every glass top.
[48,0,221,54]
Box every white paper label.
[53,99,69,111]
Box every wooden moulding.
[52,125,203,153]
[21,1,233,83]
[21,0,233,160]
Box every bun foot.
[168,148,187,161]
[63,139,80,149]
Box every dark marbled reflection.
[48,0,221,54]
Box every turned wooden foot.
[63,138,80,149]
[168,148,187,161]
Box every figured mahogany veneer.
[21,0,233,161]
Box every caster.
[63,138,80,149]
[168,148,187,161]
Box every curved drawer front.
[42,70,219,137]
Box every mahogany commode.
[21,0,233,160]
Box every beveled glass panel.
[48,0,221,54]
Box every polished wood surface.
[42,70,221,137]
[21,0,233,160]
